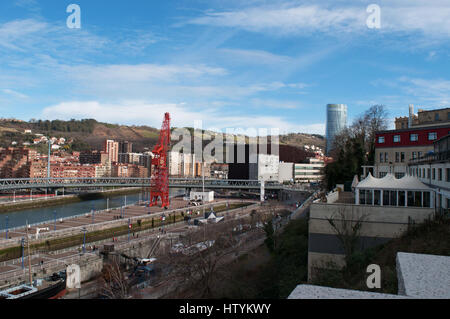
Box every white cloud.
[188,1,450,39]
[1,89,28,99]
[189,5,366,35]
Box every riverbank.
[0,188,145,214]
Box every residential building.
[119,141,133,154]
[374,124,450,179]
[104,140,119,163]
[0,148,39,178]
[408,134,450,209]
[51,164,96,178]
[395,105,450,129]
[326,104,347,155]
[80,151,110,165]
[294,158,325,183]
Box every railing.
[0,177,285,190]
[0,201,261,283]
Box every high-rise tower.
[326,104,347,155]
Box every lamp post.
[82,227,87,254]
[53,210,57,231]
[128,218,131,242]
[92,205,95,224]
[5,216,9,240]
[21,238,25,270]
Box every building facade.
[374,125,450,179]
[408,134,450,209]
[326,104,347,155]
[294,158,325,183]
[104,140,119,163]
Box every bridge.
[0,177,286,191]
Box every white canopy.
[356,173,431,191]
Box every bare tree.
[98,260,130,299]
[326,207,368,264]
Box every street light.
[21,238,25,270]
[5,216,9,240]
[128,218,131,242]
[53,210,57,231]
[82,227,87,254]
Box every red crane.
[149,113,171,208]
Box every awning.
[356,173,431,191]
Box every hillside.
[0,119,325,154]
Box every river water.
[0,189,185,231]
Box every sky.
[0,0,449,135]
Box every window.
[438,168,442,181]
[378,136,385,143]
[448,112,450,120]
[380,153,384,163]
[433,168,436,180]
[379,172,387,178]
[395,172,405,179]
[410,134,418,142]
[395,152,400,163]
[429,132,437,141]
[394,135,401,143]
[418,151,423,159]
[385,152,389,162]
[428,168,431,179]
[447,168,450,182]
[435,113,440,121]
[401,152,405,163]
[412,152,417,160]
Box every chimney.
[408,104,414,128]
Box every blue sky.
[0,0,449,135]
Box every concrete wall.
[308,203,435,281]
[278,162,294,183]
[326,191,339,203]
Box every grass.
[212,217,309,299]
[311,215,450,294]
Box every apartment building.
[105,140,119,163]
[408,134,450,209]
[374,125,450,179]
[395,105,450,129]
[51,164,96,178]
[0,148,39,178]
[80,151,110,165]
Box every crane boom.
[149,113,171,208]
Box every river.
[0,188,185,231]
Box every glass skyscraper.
[326,104,347,155]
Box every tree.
[98,260,130,299]
[326,207,368,268]
[325,105,389,190]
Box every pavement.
[0,199,260,285]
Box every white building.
[355,173,434,208]
[278,162,294,183]
[190,191,214,202]
[249,154,279,182]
